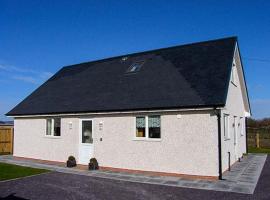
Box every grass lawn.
[248,146,270,154]
[0,162,50,181]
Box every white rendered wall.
[93,111,219,177]
[221,47,248,172]
[14,110,219,177]
[13,117,79,162]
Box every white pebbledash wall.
[94,111,219,177]
[220,46,248,172]
[13,110,219,177]
[14,118,80,162]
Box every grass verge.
[0,162,50,181]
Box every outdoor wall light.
[99,121,103,131]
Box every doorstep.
[0,154,267,194]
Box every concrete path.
[0,154,266,194]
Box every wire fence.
[247,127,270,148]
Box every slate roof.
[7,37,237,116]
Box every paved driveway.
[0,156,269,200]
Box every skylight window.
[126,61,144,73]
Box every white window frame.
[233,116,237,144]
[134,115,161,141]
[224,114,230,140]
[45,118,61,137]
[240,117,244,136]
[231,59,237,86]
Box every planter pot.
[88,162,99,170]
[66,160,77,168]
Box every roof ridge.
[63,36,237,69]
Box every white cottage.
[7,37,250,180]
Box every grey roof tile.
[7,37,237,116]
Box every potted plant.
[88,158,99,170]
[66,156,77,168]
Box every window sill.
[133,138,161,142]
[44,135,62,139]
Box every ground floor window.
[136,115,161,139]
[224,114,230,140]
[46,118,61,136]
[136,117,146,137]
[239,117,244,136]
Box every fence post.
[256,133,260,148]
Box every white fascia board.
[9,107,223,118]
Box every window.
[233,116,237,144]
[46,118,61,136]
[231,60,237,85]
[239,117,244,136]
[136,117,146,137]
[224,114,230,140]
[127,61,144,73]
[148,116,161,138]
[82,120,93,143]
[135,115,161,139]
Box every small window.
[46,118,61,137]
[135,116,161,139]
[224,114,230,140]
[231,60,237,85]
[239,117,244,136]
[54,118,61,136]
[136,117,146,137]
[82,120,93,143]
[46,119,52,136]
[233,116,237,144]
[148,116,161,138]
[127,61,144,73]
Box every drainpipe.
[245,117,248,154]
[215,108,223,180]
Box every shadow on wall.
[0,193,29,200]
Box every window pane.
[149,116,161,138]
[238,117,242,136]
[224,114,229,139]
[127,61,144,73]
[136,117,145,137]
[240,118,244,136]
[46,119,52,135]
[54,118,61,136]
[82,121,93,143]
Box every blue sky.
[0,0,269,120]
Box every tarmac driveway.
[0,156,269,200]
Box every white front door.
[79,119,94,164]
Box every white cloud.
[12,75,39,84]
[40,72,54,79]
[0,64,36,73]
[0,63,53,84]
